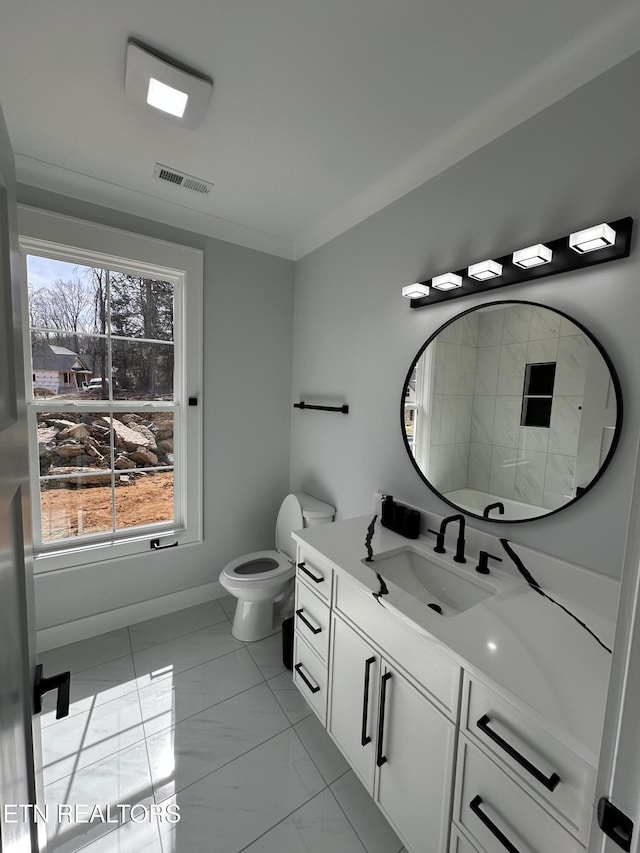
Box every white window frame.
[404,354,431,471]
[19,206,203,574]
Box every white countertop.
[293,515,619,767]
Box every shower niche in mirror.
[401,301,622,522]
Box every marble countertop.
[293,515,619,768]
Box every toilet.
[219,492,335,641]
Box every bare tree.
[29,264,174,400]
[28,275,95,351]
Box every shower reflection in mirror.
[402,302,621,523]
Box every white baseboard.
[37,581,225,652]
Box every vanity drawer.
[334,571,461,719]
[294,580,330,663]
[293,634,328,725]
[296,547,333,603]
[454,735,584,853]
[462,675,595,844]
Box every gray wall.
[290,52,640,578]
[18,186,295,629]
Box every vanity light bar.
[468,259,502,281]
[402,283,430,298]
[512,243,552,269]
[432,273,462,291]
[405,217,633,309]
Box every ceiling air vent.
[153,163,213,195]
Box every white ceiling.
[1,0,639,259]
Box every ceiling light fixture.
[570,223,616,253]
[403,218,632,308]
[468,260,502,281]
[402,283,430,299]
[432,273,462,291]
[125,40,213,130]
[512,244,553,269]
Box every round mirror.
[401,301,622,522]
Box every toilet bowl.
[219,492,335,641]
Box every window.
[521,361,556,428]
[404,369,418,454]
[20,207,203,572]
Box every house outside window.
[20,207,203,573]
[32,344,92,395]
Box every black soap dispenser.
[401,508,420,539]
[381,495,396,529]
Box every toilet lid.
[275,494,304,560]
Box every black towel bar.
[293,401,349,414]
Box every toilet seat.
[222,549,292,581]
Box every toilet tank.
[276,493,335,560]
[296,492,335,528]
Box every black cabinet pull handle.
[361,656,376,746]
[477,714,561,792]
[33,664,71,720]
[294,663,320,694]
[376,671,392,767]
[470,795,521,853]
[295,608,321,635]
[297,562,324,584]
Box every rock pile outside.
[37,412,174,488]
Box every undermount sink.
[363,546,497,616]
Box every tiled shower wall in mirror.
[427,304,603,511]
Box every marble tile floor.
[38,597,406,853]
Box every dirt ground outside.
[41,472,174,542]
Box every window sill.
[33,526,199,574]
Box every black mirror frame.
[400,300,623,523]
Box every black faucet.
[483,501,505,519]
[429,514,466,563]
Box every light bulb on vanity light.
[432,273,463,291]
[569,223,616,253]
[468,259,502,281]
[402,283,430,298]
[512,244,553,269]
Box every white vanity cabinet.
[291,525,606,853]
[329,613,456,853]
